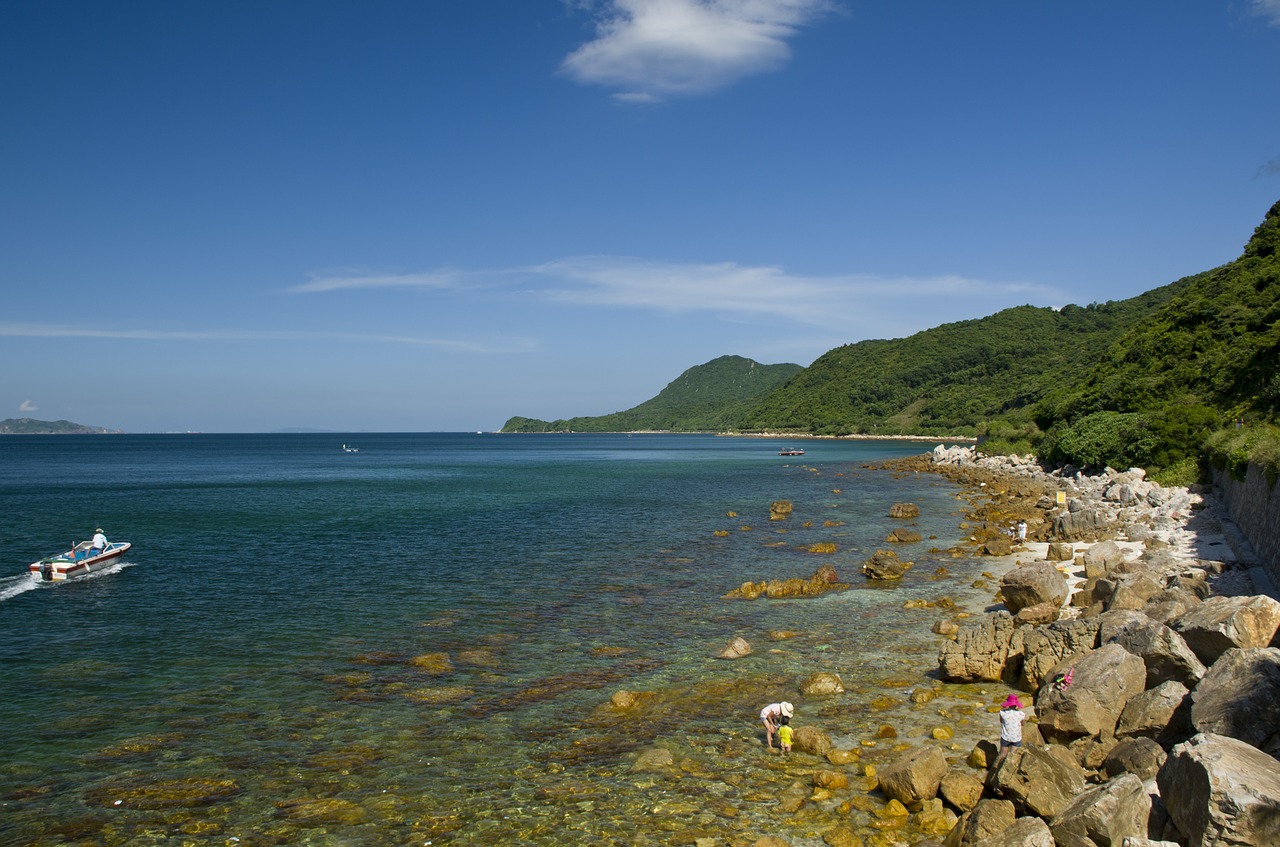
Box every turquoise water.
[1,433,986,846]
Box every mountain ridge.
[0,417,123,435]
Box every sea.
[0,432,995,847]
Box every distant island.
[0,417,123,435]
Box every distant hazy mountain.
[0,417,123,434]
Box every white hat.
[780,702,794,718]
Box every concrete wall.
[1212,462,1280,585]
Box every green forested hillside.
[1037,200,1280,425]
[500,201,1280,481]
[501,355,802,432]
[1030,199,1280,475]
[736,285,1187,437]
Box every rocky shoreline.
[613,445,1279,847]
[864,446,1280,847]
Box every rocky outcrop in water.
[722,563,850,600]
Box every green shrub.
[1204,424,1280,482]
[1040,411,1157,469]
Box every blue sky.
[3,1,1279,433]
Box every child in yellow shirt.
[777,717,793,754]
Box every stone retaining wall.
[1212,462,1280,585]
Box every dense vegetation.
[735,289,1186,437]
[501,355,802,432]
[1035,200,1280,480]
[0,418,120,434]
[503,201,1280,483]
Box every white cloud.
[561,0,834,101]
[1253,0,1280,26]
[19,399,38,412]
[286,269,463,293]
[0,323,534,354]
[279,257,1062,343]
[528,256,1060,334]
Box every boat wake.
[1,561,135,601]
[0,574,38,602]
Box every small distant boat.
[778,448,805,456]
[29,540,132,582]
[341,443,360,453]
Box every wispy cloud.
[561,0,834,101]
[284,257,1062,343]
[528,256,1059,333]
[0,323,535,354]
[286,269,464,293]
[1257,155,1280,178]
[1252,0,1280,26]
[19,399,38,413]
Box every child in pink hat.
[999,694,1025,756]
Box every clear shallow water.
[1,433,990,846]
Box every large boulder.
[947,798,1016,846]
[1102,737,1168,780]
[1107,572,1166,611]
[1144,587,1203,626]
[1014,602,1060,626]
[878,744,948,806]
[1048,772,1151,847]
[1001,563,1069,614]
[1082,540,1128,578]
[1190,647,1280,754]
[791,725,832,757]
[939,612,1016,683]
[1116,680,1192,743]
[1054,507,1111,540]
[1017,617,1100,690]
[987,743,1086,819]
[1157,733,1280,847]
[939,769,985,813]
[1046,542,1075,562]
[1100,610,1206,688]
[1036,643,1147,741]
[983,816,1054,847]
[1172,595,1280,666]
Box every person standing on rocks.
[759,701,793,749]
[998,694,1025,757]
[1016,520,1027,543]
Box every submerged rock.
[890,502,921,519]
[800,671,845,695]
[864,549,912,580]
[716,636,752,659]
